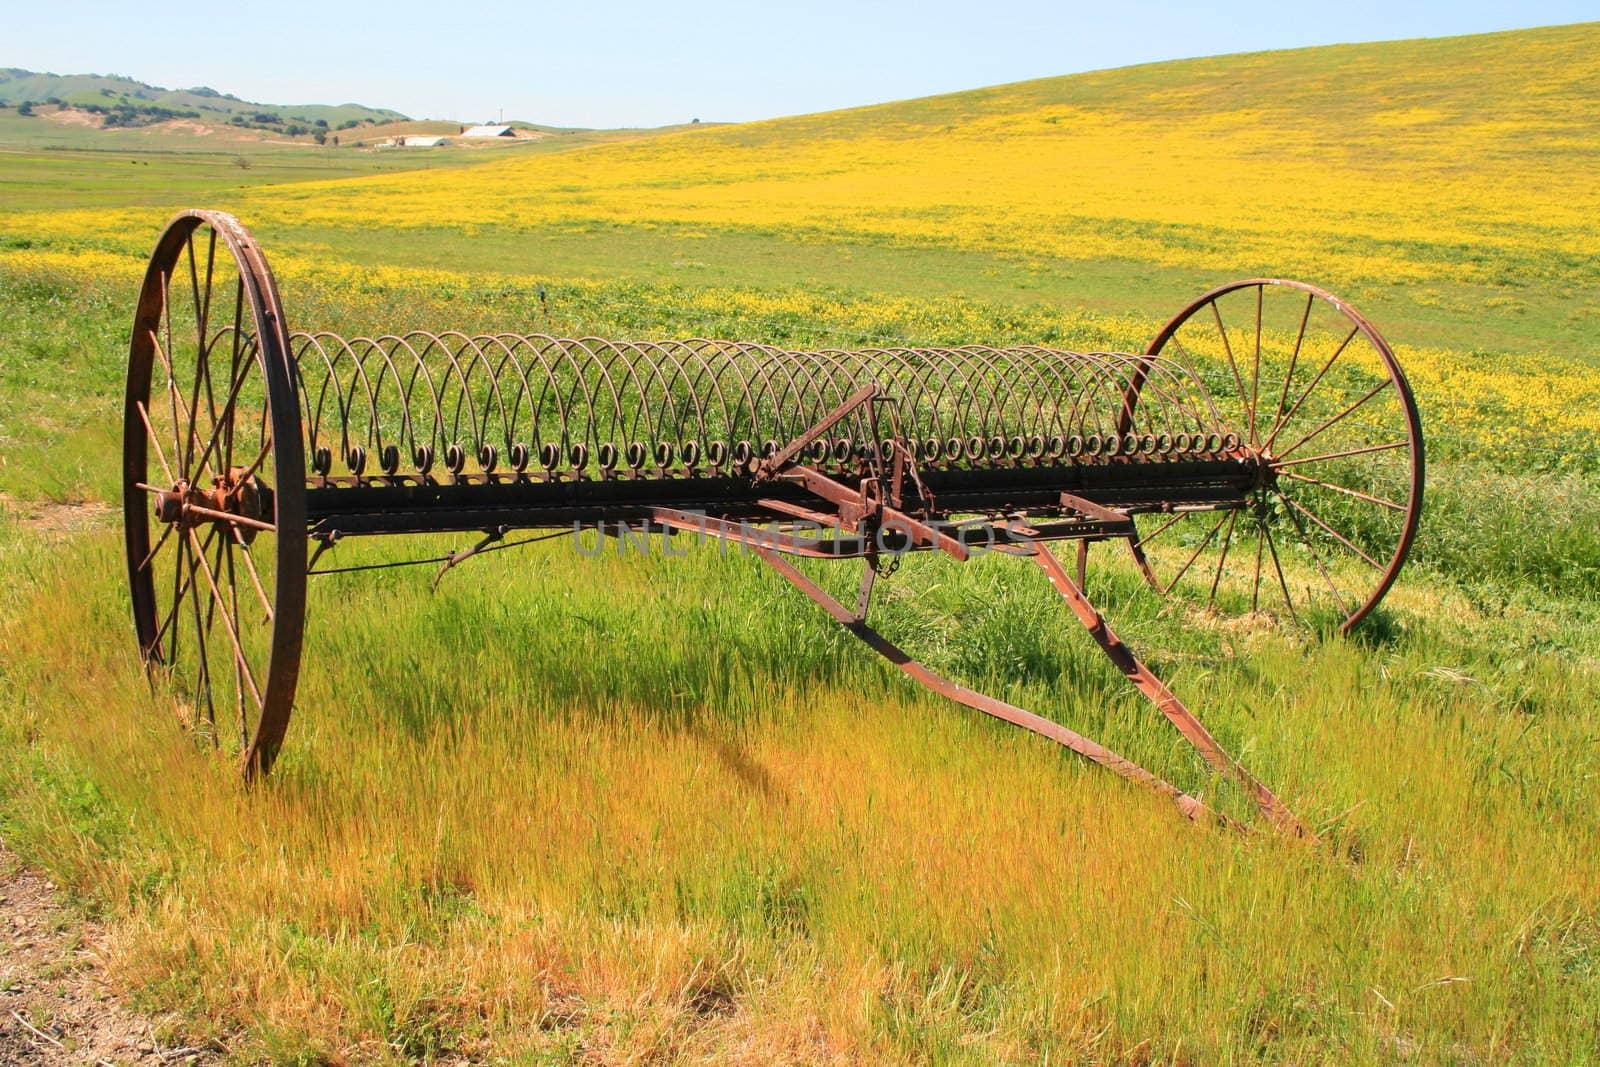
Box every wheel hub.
[152,466,273,543]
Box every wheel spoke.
[1278,491,1383,570]
[189,338,260,485]
[1207,510,1239,608]
[135,401,176,484]
[1273,378,1391,462]
[1279,470,1406,512]
[1207,300,1250,419]
[1248,284,1262,446]
[1279,488,1351,616]
[233,536,275,623]
[1161,513,1229,595]
[1250,520,1265,612]
[1264,523,1297,623]
[1268,291,1315,432]
[1272,439,1408,468]
[1135,509,1189,548]
[224,535,248,746]
[187,526,216,728]
[1261,324,1359,451]
[186,528,264,710]
[181,503,275,534]
[136,521,175,575]
[225,279,244,469]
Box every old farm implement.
[123,210,1424,832]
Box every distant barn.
[403,136,448,147]
[462,124,515,138]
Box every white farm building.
[402,136,448,147]
[461,124,515,138]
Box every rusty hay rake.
[123,210,1425,834]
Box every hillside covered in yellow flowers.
[248,21,1599,295]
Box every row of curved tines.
[309,428,1250,480]
[288,333,1235,480]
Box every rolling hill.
[217,20,1598,354]
[0,67,405,128]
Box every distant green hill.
[0,67,407,129]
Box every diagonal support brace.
[751,546,1237,830]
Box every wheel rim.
[123,210,306,777]
[1124,279,1424,633]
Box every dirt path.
[0,842,219,1066]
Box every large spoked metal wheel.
[123,210,306,778]
[1123,279,1424,633]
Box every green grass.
[1,251,1599,1061]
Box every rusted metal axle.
[123,211,1425,832]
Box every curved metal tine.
[1107,351,1201,439]
[949,345,1010,443]
[354,332,423,470]
[1062,356,1117,440]
[480,335,544,460]
[436,332,512,461]
[666,340,737,454]
[291,335,340,471]
[412,332,481,461]
[639,340,709,454]
[889,345,960,447]
[698,340,763,456]
[1017,348,1086,443]
[685,339,751,450]
[341,336,383,471]
[749,342,817,447]
[611,339,679,457]
[995,346,1064,444]
[1110,350,1215,439]
[651,339,707,459]
[1126,355,1203,438]
[559,335,628,455]
[573,336,653,455]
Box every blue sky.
[6,1,1596,127]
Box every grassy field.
[2,21,1600,1065]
